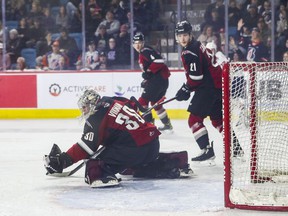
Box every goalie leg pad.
[85,159,120,188]
[133,151,193,179]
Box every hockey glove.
[176,83,191,101]
[142,72,153,80]
[43,144,73,174]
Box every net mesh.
[226,62,288,207]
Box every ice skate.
[191,142,215,165]
[179,164,194,178]
[90,175,120,188]
[158,121,173,133]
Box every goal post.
[223,62,288,211]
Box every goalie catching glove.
[176,83,192,101]
[43,144,73,174]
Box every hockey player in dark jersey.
[174,20,224,163]
[44,89,193,188]
[132,32,173,132]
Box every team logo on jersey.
[49,83,61,96]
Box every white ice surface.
[0,119,287,216]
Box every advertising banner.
[0,74,37,108]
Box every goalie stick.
[47,145,106,177]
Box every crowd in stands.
[0,0,162,70]
[201,0,288,62]
[1,0,288,71]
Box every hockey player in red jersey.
[174,20,243,163]
[175,20,223,163]
[44,89,193,188]
[132,32,173,132]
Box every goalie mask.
[78,89,101,119]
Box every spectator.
[138,0,154,33]
[197,24,215,46]
[245,0,261,11]
[242,4,261,30]
[125,11,143,35]
[87,0,103,27]
[257,18,271,43]
[57,27,79,68]
[6,29,25,64]
[27,0,44,20]
[36,30,53,56]
[25,17,46,49]
[235,19,252,56]
[95,10,120,38]
[106,37,120,68]
[66,0,81,22]
[42,41,69,70]
[109,0,129,24]
[115,24,131,67]
[35,55,44,70]
[69,2,83,33]
[231,49,245,62]
[132,1,146,24]
[276,38,288,61]
[94,24,109,52]
[9,0,27,21]
[201,8,225,32]
[276,3,288,38]
[95,51,108,70]
[204,0,225,26]
[17,17,30,46]
[228,0,242,27]
[246,27,269,62]
[260,0,272,25]
[16,57,27,71]
[82,40,100,70]
[42,7,56,33]
[0,42,12,70]
[283,50,288,61]
[55,5,70,30]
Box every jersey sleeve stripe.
[189,74,203,80]
[77,140,95,156]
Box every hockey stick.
[130,96,177,116]
[47,145,106,177]
[140,96,177,117]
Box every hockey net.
[223,62,288,211]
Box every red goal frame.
[222,62,288,211]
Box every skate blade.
[191,159,216,167]
[180,169,195,178]
[159,129,174,135]
[90,179,120,188]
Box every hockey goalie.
[44,89,193,188]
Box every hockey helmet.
[133,32,144,43]
[206,40,217,51]
[175,20,192,35]
[78,89,101,119]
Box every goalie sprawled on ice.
[44,89,193,188]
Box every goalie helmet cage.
[223,62,288,211]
